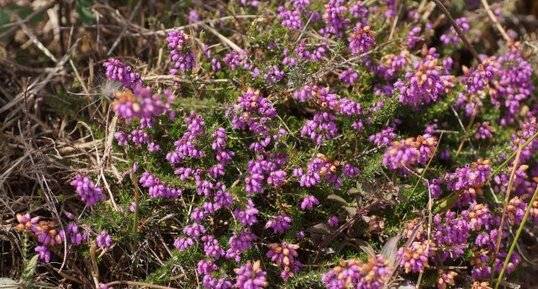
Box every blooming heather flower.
[397,241,432,273]
[323,0,350,37]
[70,175,105,206]
[463,57,499,94]
[234,200,259,226]
[506,196,527,225]
[301,112,339,144]
[438,271,458,289]
[197,259,218,276]
[440,17,470,45]
[394,49,453,106]
[266,243,302,281]
[383,134,437,170]
[357,255,391,289]
[339,68,358,84]
[445,159,491,205]
[112,86,174,122]
[461,203,493,231]
[265,215,292,234]
[103,58,142,88]
[230,89,277,137]
[35,245,51,263]
[493,45,534,125]
[202,235,225,259]
[139,172,183,198]
[297,154,343,188]
[475,122,493,140]
[328,216,339,227]
[174,237,194,251]
[203,275,233,289]
[167,29,195,74]
[278,7,302,30]
[322,259,362,289]
[96,230,112,249]
[226,229,256,262]
[233,260,268,289]
[369,126,397,147]
[263,65,284,84]
[348,24,375,55]
[300,195,320,210]
[432,211,469,261]
[407,26,422,48]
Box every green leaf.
[21,254,39,281]
[76,0,94,24]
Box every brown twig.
[431,0,481,62]
[481,0,511,42]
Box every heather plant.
[4,0,538,289]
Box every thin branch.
[431,0,481,62]
[481,0,511,42]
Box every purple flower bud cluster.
[492,45,535,125]
[339,68,358,84]
[103,58,142,89]
[475,122,493,140]
[463,57,499,95]
[167,29,196,75]
[112,86,175,122]
[369,126,397,147]
[244,153,287,194]
[263,213,291,234]
[225,229,256,262]
[440,17,470,45]
[70,175,105,206]
[322,255,390,289]
[295,154,355,189]
[266,242,302,281]
[96,230,112,249]
[397,241,433,273]
[300,195,320,210]
[230,89,277,138]
[278,7,302,30]
[139,172,183,198]
[348,24,375,55]
[233,260,268,289]
[382,134,437,170]
[444,159,491,206]
[394,49,453,106]
[167,112,206,165]
[263,65,284,84]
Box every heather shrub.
[6,1,538,288]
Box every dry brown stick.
[481,0,511,42]
[107,0,143,56]
[431,0,481,62]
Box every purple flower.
[348,24,375,55]
[234,200,259,226]
[35,245,51,263]
[103,58,142,88]
[383,134,437,170]
[174,237,194,251]
[266,243,302,281]
[339,68,358,84]
[167,29,195,74]
[70,175,105,207]
[278,7,302,30]
[369,126,397,147]
[475,122,493,140]
[263,65,285,84]
[96,230,112,249]
[226,229,256,262]
[440,17,470,45]
[328,216,339,227]
[397,241,432,273]
[300,195,320,210]
[233,260,268,289]
[301,112,339,144]
[265,215,292,234]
